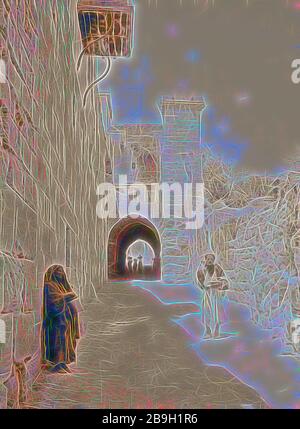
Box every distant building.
[101,94,206,284]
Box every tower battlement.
[160,97,206,121]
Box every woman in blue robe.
[41,265,80,373]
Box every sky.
[100,0,300,171]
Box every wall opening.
[108,216,161,281]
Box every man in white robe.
[196,253,229,338]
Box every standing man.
[196,253,229,338]
[137,255,144,275]
[133,258,138,274]
[127,256,133,275]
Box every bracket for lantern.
[77,0,135,107]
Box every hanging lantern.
[77,0,134,58]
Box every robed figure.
[196,254,229,338]
[41,265,80,373]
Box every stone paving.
[26,281,266,409]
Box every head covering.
[204,253,216,260]
[44,265,71,292]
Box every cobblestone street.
[27,281,266,409]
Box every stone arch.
[108,216,161,280]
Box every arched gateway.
[108,216,161,281]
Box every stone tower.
[159,98,206,285]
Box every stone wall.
[0,0,108,408]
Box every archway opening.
[126,239,156,280]
[108,216,161,281]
